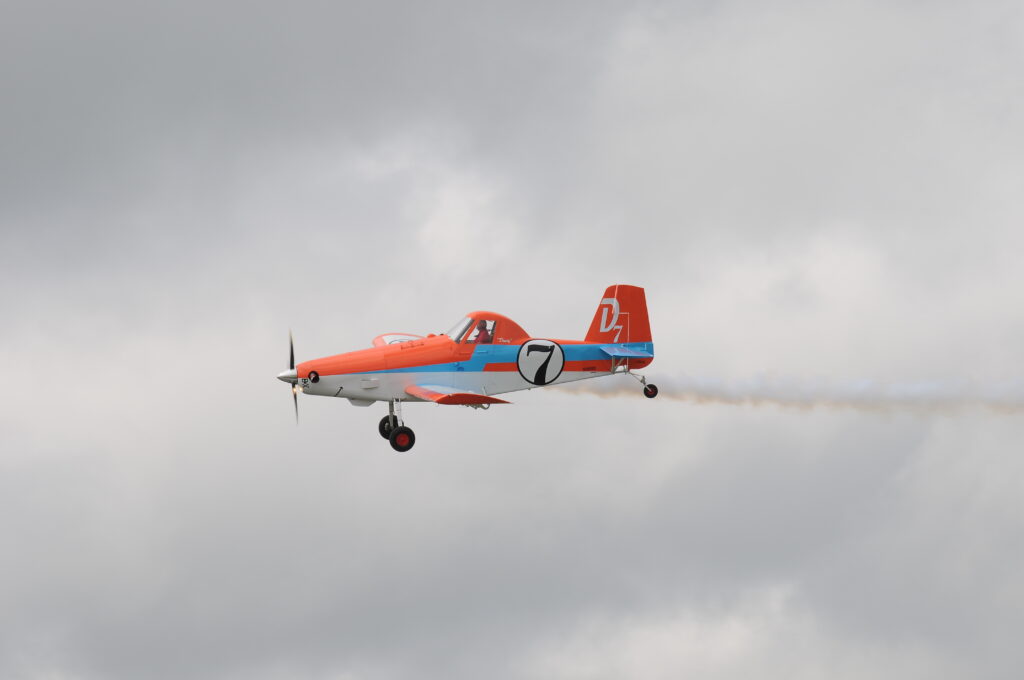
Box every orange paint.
[405,384,510,405]
[585,285,652,344]
[296,290,652,380]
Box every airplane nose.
[277,368,297,384]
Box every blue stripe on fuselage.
[352,342,655,374]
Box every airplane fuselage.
[296,334,654,406]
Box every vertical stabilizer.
[585,285,651,344]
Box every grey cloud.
[3,1,1024,679]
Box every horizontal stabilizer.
[600,345,654,358]
[405,384,510,405]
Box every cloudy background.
[3,1,1023,678]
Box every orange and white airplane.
[277,284,657,451]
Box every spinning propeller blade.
[281,330,298,425]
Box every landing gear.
[378,415,397,439]
[381,399,416,452]
[389,426,416,452]
[623,367,658,399]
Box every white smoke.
[556,374,1024,415]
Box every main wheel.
[643,384,659,399]
[378,415,397,439]
[389,426,416,452]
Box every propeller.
[290,330,298,423]
[277,330,300,424]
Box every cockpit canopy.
[444,312,529,345]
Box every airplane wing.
[372,333,424,348]
[405,384,511,405]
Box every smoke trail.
[555,374,1024,415]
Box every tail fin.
[585,285,652,344]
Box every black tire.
[378,415,397,439]
[643,384,659,399]
[389,426,416,452]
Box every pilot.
[474,320,492,344]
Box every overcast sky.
[3,1,1024,678]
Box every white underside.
[298,369,612,404]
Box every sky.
[2,1,1023,678]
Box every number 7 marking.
[527,344,555,384]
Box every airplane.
[277,284,657,452]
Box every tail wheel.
[378,415,397,439]
[389,426,416,452]
[643,384,659,399]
